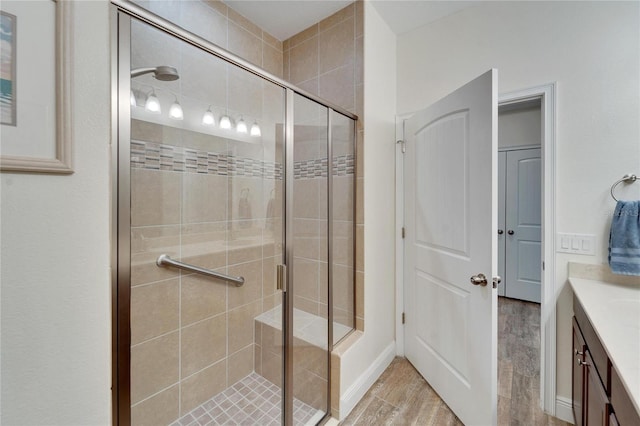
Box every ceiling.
[223,1,478,41]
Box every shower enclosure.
[112,2,356,425]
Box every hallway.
[342,298,571,425]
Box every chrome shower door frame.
[111,2,357,424]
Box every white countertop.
[569,277,640,415]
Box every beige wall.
[396,0,640,414]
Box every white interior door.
[504,148,542,303]
[404,70,498,425]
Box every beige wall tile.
[181,314,227,377]
[229,176,264,221]
[131,279,180,345]
[294,296,318,316]
[227,7,262,38]
[293,367,327,410]
[356,177,364,224]
[131,225,180,287]
[294,218,320,260]
[356,83,364,120]
[228,300,262,354]
[180,360,227,415]
[356,271,364,318]
[333,176,354,221]
[203,0,227,16]
[228,259,263,309]
[319,18,355,74]
[355,36,364,85]
[260,347,283,387]
[293,179,320,219]
[319,3,354,32]
[318,261,328,304]
[293,337,327,378]
[131,384,179,426]
[228,67,264,119]
[356,131,364,178]
[262,292,282,313]
[228,345,254,385]
[262,31,282,51]
[181,46,227,106]
[319,65,355,112]
[131,169,181,227]
[131,332,179,404]
[356,224,364,272]
[283,50,290,81]
[293,258,319,301]
[355,0,364,37]
[254,343,262,375]
[262,256,277,298]
[287,24,318,50]
[263,42,284,79]
[181,273,227,326]
[180,0,227,48]
[297,78,319,96]
[228,21,262,67]
[333,221,354,267]
[289,37,318,84]
[333,264,354,312]
[356,316,364,331]
[181,222,227,271]
[132,119,162,143]
[182,174,227,224]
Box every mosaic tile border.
[131,140,283,179]
[171,372,320,426]
[131,140,354,180]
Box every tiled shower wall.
[283,1,365,331]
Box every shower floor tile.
[171,372,322,426]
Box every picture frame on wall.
[0,0,73,174]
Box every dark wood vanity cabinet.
[573,296,640,426]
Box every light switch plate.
[556,233,596,255]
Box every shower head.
[130,65,180,81]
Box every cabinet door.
[585,351,608,426]
[573,319,586,426]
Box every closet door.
[504,148,542,303]
[497,151,506,297]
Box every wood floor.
[341,297,572,425]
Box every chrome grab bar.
[156,254,245,286]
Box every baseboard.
[555,396,574,424]
[339,342,396,420]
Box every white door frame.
[395,83,558,416]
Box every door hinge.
[402,227,405,239]
[396,140,406,154]
[542,261,545,271]
[402,312,405,324]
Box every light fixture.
[220,114,231,129]
[202,106,215,126]
[250,121,261,137]
[169,97,184,120]
[130,90,137,107]
[236,117,248,134]
[145,89,161,114]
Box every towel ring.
[610,174,637,202]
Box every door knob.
[492,276,501,288]
[507,230,514,235]
[470,273,488,286]
[498,229,504,235]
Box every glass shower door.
[125,16,285,426]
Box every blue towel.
[609,200,640,276]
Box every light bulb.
[250,121,261,137]
[236,117,248,134]
[130,90,137,107]
[220,114,231,129]
[145,91,161,114]
[169,99,184,120]
[202,107,215,126]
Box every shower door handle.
[156,254,244,286]
[276,264,287,292]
